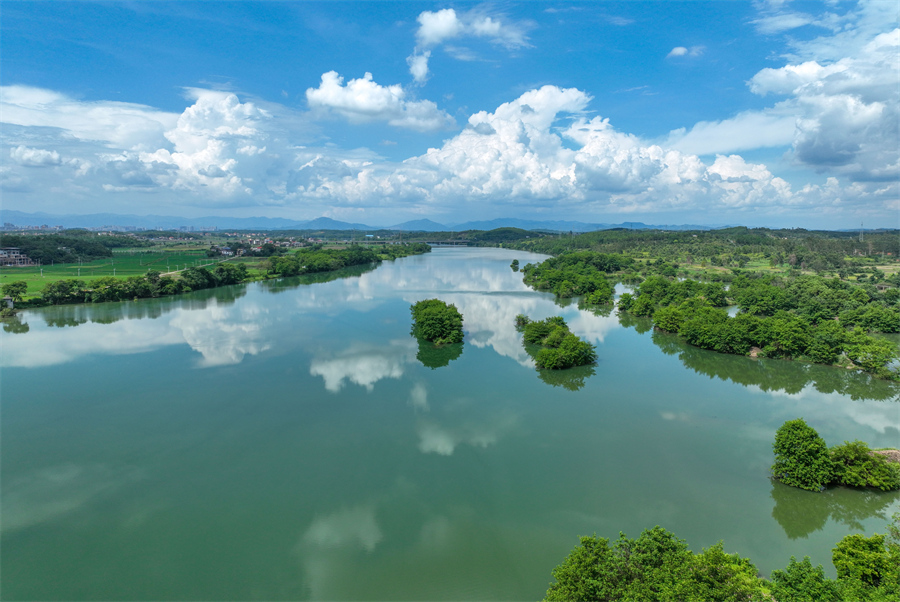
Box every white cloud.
[305,71,454,131]
[416,8,464,47]
[667,46,704,58]
[665,110,797,155]
[750,28,900,181]
[0,85,176,150]
[407,7,531,83]
[10,145,61,167]
[406,50,431,84]
[664,17,898,186]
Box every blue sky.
[1,1,897,228]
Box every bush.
[830,441,900,491]
[772,419,834,491]
[544,527,768,602]
[770,556,841,602]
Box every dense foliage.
[506,226,899,276]
[621,272,898,379]
[522,251,626,301]
[410,299,464,345]
[772,419,835,491]
[545,517,900,602]
[41,263,249,304]
[1,233,115,264]
[517,315,597,369]
[544,527,768,602]
[772,419,900,492]
[268,243,429,277]
[268,245,380,276]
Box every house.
[0,248,37,267]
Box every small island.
[516,315,597,369]
[772,418,900,492]
[410,299,464,345]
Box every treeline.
[521,251,628,302]
[505,227,899,276]
[544,519,900,602]
[267,243,429,277]
[41,263,249,304]
[620,272,899,379]
[0,234,118,264]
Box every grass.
[0,251,227,299]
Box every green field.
[0,251,232,299]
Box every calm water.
[2,248,898,600]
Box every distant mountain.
[448,218,728,232]
[389,219,449,232]
[299,217,377,231]
[1,209,733,233]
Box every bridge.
[422,240,470,246]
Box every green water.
[2,248,898,600]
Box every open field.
[0,251,227,298]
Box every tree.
[410,299,464,345]
[544,527,768,602]
[830,440,900,491]
[2,280,27,303]
[770,556,841,602]
[772,418,834,491]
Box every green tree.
[830,441,900,491]
[770,556,841,602]
[772,418,834,491]
[410,299,464,344]
[2,280,28,303]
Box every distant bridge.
[423,240,471,246]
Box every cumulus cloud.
[750,28,900,181]
[10,145,61,167]
[306,71,455,131]
[407,7,531,83]
[2,9,897,227]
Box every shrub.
[772,419,834,491]
[830,441,900,491]
[770,556,841,602]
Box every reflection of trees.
[259,263,377,294]
[415,339,463,369]
[537,364,596,391]
[521,342,595,391]
[45,316,88,328]
[579,300,614,317]
[2,317,29,334]
[648,328,900,402]
[771,480,899,539]
[617,312,653,334]
[34,284,249,329]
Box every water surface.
[2,248,898,600]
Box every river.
[2,247,898,600]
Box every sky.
[1,1,898,229]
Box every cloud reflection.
[310,339,417,392]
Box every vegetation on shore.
[772,418,900,492]
[1,242,430,308]
[620,272,898,380]
[544,517,900,602]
